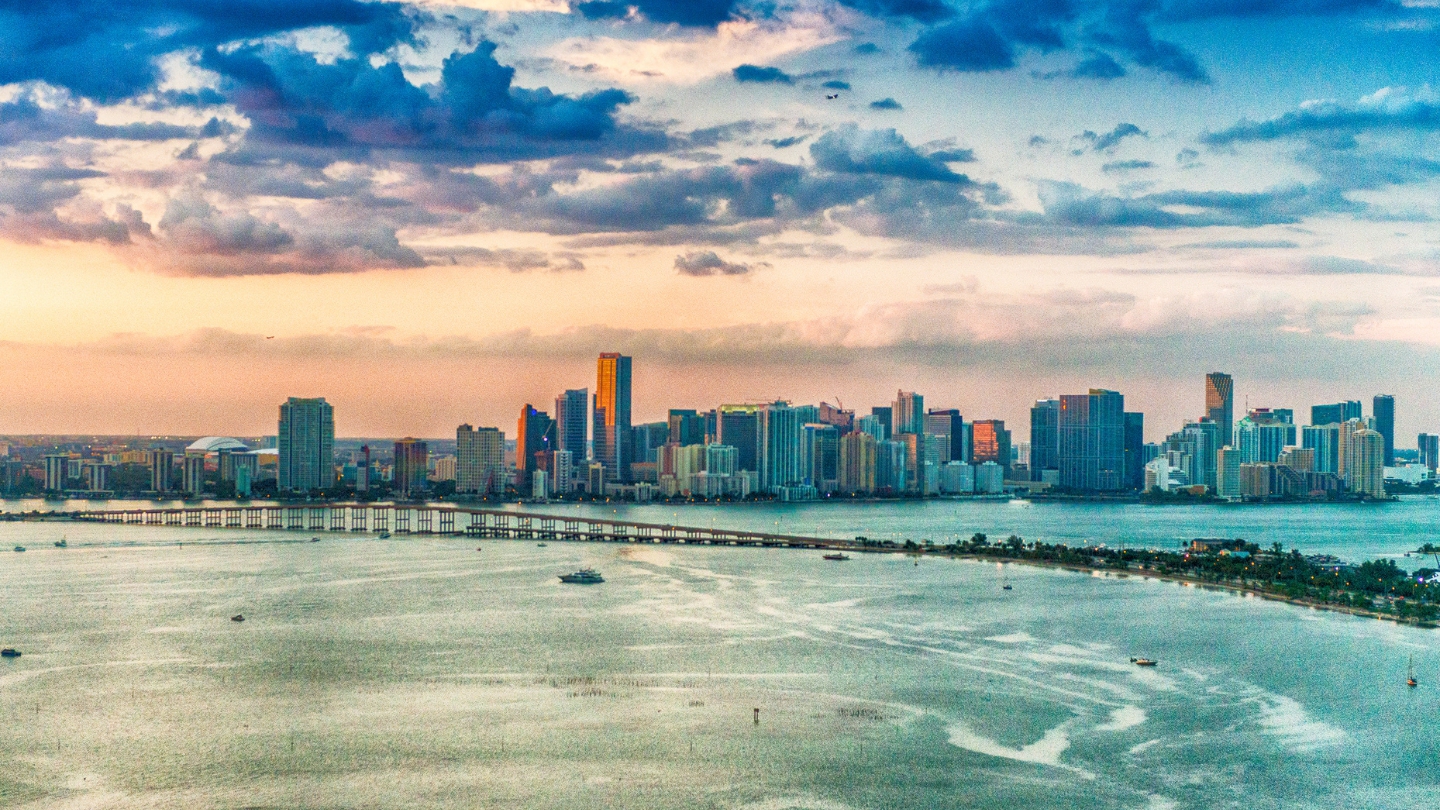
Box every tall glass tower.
[594,353,632,482]
[278,397,334,492]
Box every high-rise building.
[1311,401,1362,427]
[876,440,907,493]
[668,409,706,446]
[817,402,855,432]
[1346,428,1386,498]
[1373,394,1395,467]
[1236,409,1296,464]
[856,414,886,444]
[891,391,923,437]
[1302,425,1340,474]
[1419,433,1440,472]
[393,438,429,498]
[1338,418,1365,479]
[630,422,669,465]
[278,397,335,492]
[1216,446,1242,498]
[1030,399,1060,482]
[456,424,505,495]
[555,388,588,470]
[1278,446,1315,473]
[1057,390,1125,491]
[150,448,174,493]
[869,407,893,441]
[801,423,840,491]
[183,454,206,496]
[594,353,632,482]
[925,409,965,463]
[717,405,762,473]
[1205,372,1234,449]
[43,454,68,491]
[356,445,371,493]
[1124,412,1146,490]
[706,444,738,476]
[516,404,555,490]
[758,402,804,492]
[838,432,876,494]
[972,420,1011,475]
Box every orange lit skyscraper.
[594,353,632,483]
[1205,372,1233,448]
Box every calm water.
[1,500,1438,808]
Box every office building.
[1419,433,1440,472]
[393,438,428,498]
[183,454,206,496]
[1311,400,1361,427]
[516,404,555,490]
[1236,409,1295,464]
[869,406,893,440]
[817,402,855,432]
[668,409,706,446]
[1030,399,1059,482]
[150,448,174,493]
[1205,372,1234,448]
[43,454,67,491]
[594,353,632,482]
[555,388,588,471]
[1346,428,1386,498]
[876,440,907,493]
[717,405,762,474]
[972,419,1012,476]
[801,423,840,492]
[1373,394,1395,466]
[758,402,804,492]
[456,424,505,495]
[1216,446,1242,498]
[856,414,886,444]
[925,409,965,463]
[1124,412,1146,490]
[1302,425,1340,474]
[278,397,335,492]
[630,422,669,467]
[838,432,876,494]
[356,445,371,493]
[1058,390,1125,491]
[892,391,924,437]
[1278,446,1314,473]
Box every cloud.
[733,64,793,83]
[929,148,977,162]
[0,90,205,145]
[1202,88,1440,147]
[674,250,765,276]
[869,97,904,110]
[1069,51,1126,79]
[1180,239,1301,249]
[764,135,809,148]
[838,0,956,23]
[1037,181,1361,229]
[1081,122,1146,152]
[1101,159,1154,172]
[421,246,585,272]
[822,80,851,90]
[575,0,743,27]
[810,126,967,183]
[909,20,1017,72]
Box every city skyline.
[3,2,1440,439]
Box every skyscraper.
[393,438,428,498]
[149,447,173,493]
[971,420,1011,476]
[1420,433,1440,472]
[925,409,964,463]
[758,402,803,492]
[1124,412,1146,490]
[891,391,923,436]
[1346,428,1386,498]
[555,388,588,470]
[356,445,371,493]
[1030,399,1060,481]
[456,424,505,495]
[278,397,335,492]
[1302,425,1340,474]
[1373,394,1395,466]
[1204,372,1234,449]
[668,409,706,446]
[1236,409,1296,464]
[516,404,554,490]
[869,406,893,441]
[717,405,762,474]
[594,353,632,482]
[1311,401,1361,426]
[1057,390,1125,491]
[838,431,876,494]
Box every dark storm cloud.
[733,64,794,84]
[909,19,1016,72]
[0,0,417,102]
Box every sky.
[2,0,1440,440]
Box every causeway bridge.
[56,503,852,550]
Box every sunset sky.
[3,0,1439,438]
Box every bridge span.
[57,503,853,550]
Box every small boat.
[559,568,604,584]
[1002,584,1013,590]
[1130,657,1158,667]
[0,648,20,658]
[309,536,320,542]
[1408,656,1418,688]
[822,552,849,561]
[54,538,67,548]
[12,546,24,553]
[230,614,245,622]
[377,531,391,539]
[537,542,548,547]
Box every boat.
[54,537,67,548]
[1130,657,1158,667]
[309,536,320,542]
[12,546,24,553]
[1002,584,1013,590]
[1,648,20,658]
[377,531,391,539]
[230,614,245,622]
[559,568,604,584]
[1408,656,1418,688]
[822,552,849,561]
[537,542,548,547]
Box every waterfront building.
[1338,418,1365,480]
[1277,446,1315,473]
[876,440,907,493]
[182,454,205,496]
[869,406,894,441]
[801,423,840,492]
[717,405,762,475]
[516,405,554,492]
[1058,390,1125,491]
[706,443,738,476]
[1216,446,1242,498]
[817,402,854,432]
[1239,463,1274,498]
[975,462,1005,494]
[1144,456,1173,492]
[1124,412,1146,491]
[150,448,174,493]
[278,397,335,492]
[1302,425,1340,474]
[555,388,588,473]
[1205,372,1235,449]
[355,445,371,493]
[940,461,974,494]
[657,442,705,495]
[758,402,804,492]
[925,409,964,462]
[856,414,886,444]
[838,432,876,494]
[235,463,252,497]
[587,462,605,496]
[393,438,429,498]
[456,424,505,495]
[1419,433,1440,472]
[1373,394,1395,466]
[594,353,632,483]
[43,454,68,491]
[668,409,706,446]
[433,455,457,482]
[892,391,924,437]
[1347,428,1386,498]
[83,461,111,493]
[1235,409,1295,464]
[1030,399,1059,482]
[1311,400,1361,427]
[972,419,1012,476]
[538,450,572,494]
[630,422,669,467]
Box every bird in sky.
[265,336,275,339]
[825,94,839,100]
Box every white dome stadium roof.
[185,436,249,453]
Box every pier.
[50,504,850,549]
